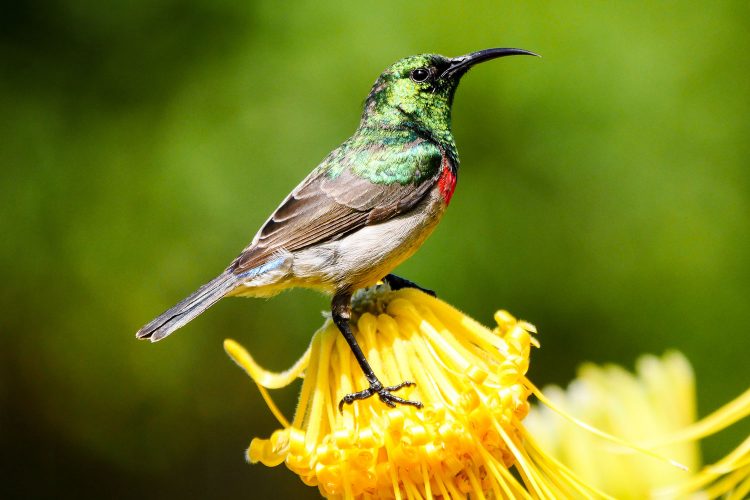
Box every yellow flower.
[525,352,750,499]
[225,286,601,498]
[224,285,750,499]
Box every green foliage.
[2,1,748,497]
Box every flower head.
[526,352,750,499]
[225,286,597,498]
[225,286,750,499]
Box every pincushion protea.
[226,286,749,499]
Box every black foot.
[331,291,424,414]
[383,274,436,297]
[338,380,423,413]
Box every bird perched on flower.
[136,48,537,410]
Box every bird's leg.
[332,292,423,413]
[383,274,436,297]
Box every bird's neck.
[358,111,459,167]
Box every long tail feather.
[136,272,237,342]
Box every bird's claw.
[420,287,437,297]
[383,274,437,297]
[338,380,423,413]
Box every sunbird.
[137,48,537,411]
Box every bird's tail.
[136,271,238,342]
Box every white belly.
[232,191,446,297]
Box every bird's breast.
[289,189,449,291]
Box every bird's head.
[361,48,538,138]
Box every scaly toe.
[339,380,423,411]
[378,389,423,409]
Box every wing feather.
[232,137,444,274]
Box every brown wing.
[231,139,444,274]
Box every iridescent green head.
[361,48,538,137]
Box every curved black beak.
[440,48,539,80]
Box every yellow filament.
[656,436,750,498]
[521,427,614,500]
[727,470,750,500]
[527,378,689,471]
[223,338,310,389]
[224,339,291,428]
[641,387,750,448]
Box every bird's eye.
[410,68,431,83]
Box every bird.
[137,47,537,411]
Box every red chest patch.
[437,157,457,205]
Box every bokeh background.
[2,1,749,497]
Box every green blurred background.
[2,1,749,497]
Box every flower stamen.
[226,286,749,498]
